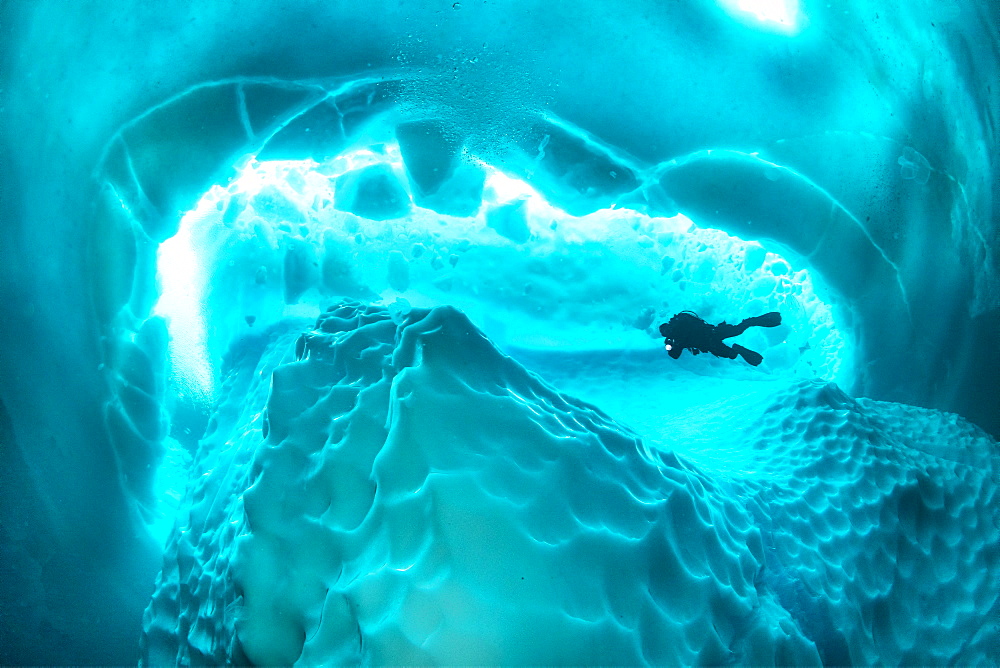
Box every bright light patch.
[719,0,803,33]
[153,200,219,404]
[484,168,539,203]
[739,0,796,25]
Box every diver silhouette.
[658,311,782,366]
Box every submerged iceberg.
[141,302,999,666]
[1,0,999,665]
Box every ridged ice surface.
[141,301,999,666]
[745,385,1000,666]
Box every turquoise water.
[0,1,998,664]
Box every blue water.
[0,1,998,665]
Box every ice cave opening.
[3,2,1000,666]
[143,130,856,533]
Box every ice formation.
[1,1,999,665]
[155,154,846,392]
[141,301,1000,666]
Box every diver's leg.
[732,344,764,366]
[706,341,738,359]
[714,323,742,339]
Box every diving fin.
[733,344,763,366]
[746,312,782,328]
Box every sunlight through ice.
[153,199,219,404]
[720,0,802,33]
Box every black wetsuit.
[658,311,782,366]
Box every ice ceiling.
[0,0,998,665]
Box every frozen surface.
[142,302,1000,666]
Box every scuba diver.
[658,311,782,366]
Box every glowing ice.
[719,0,802,32]
[153,200,220,402]
[153,152,849,400]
